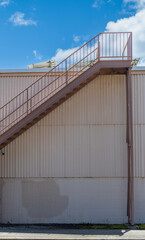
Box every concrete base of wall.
[0,178,144,224]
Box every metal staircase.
[0,32,132,149]
[0,31,134,226]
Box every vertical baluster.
[91,40,92,62]
[83,44,85,63]
[68,58,69,83]
[94,38,95,61]
[40,77,42,105]
[80,44,81,68]
[54,67,56,93]
[65,60,67,85]
[16,96,17,123]
[120,33,121,58]
[98,35,100,61]
[116,33,117,57]
[88,42,89,64]
[105,33,107,57]
[109,34,110,57]
[26,89,28,115]
[86,44,88,61]
[123,33,125,60]
[113,33,114,57]
[6,104,7,131]
[89,41,91,63]
[89,41,92,62]
[130,33,132,60]
[73,54,74,80]
[30,86,32,112]
[102,34,103,58]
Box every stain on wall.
[21,179,68,219]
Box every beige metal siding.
[0,74,42,107]
[1,71,145,223]
[1,72,145,178]
[0,73,72,133]
[0,74,128,178]
[132,73,145,124]
[132,73,145,177]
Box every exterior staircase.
[0,32,132,149]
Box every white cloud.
[9,12,37,26]
[124,0,145,9]
[106,8,145,62]
[33,50,42,61]
[32,7,36,11]
[92,0,98,8]
[51,47,79,63]
[73,35,80,42]
[0,0,10,6]
[92,0,112,8]
[52,0,145,66]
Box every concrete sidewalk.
[0,227,145,239]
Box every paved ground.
[0,226,145,239]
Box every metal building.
[0,32,143,225]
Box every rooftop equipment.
[28,60,56,69]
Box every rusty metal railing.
[0,32,132,135]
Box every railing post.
[65,59,68,84]
[130,32,132,61]
[27,88,29,115]
[98,35,100,61]
[127,34,130,61]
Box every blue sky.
[0,0,145,69]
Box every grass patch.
[139,224,145,229]
[73,224,128,229]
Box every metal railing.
[0,32,132,135]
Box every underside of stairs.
[0,32,132,149]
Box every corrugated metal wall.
[132,73,145,177]
[0,74,127,178]
[0,73,42,107]
[0,71,145,223]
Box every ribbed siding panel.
[38,75,126,126]
[0,74,128,178]
[133,125,145,177]
[0,125,40,178]
[132,74,145,124]
[0,74,43,107]
[132,73,145,177]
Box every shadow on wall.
[21,179,68,219]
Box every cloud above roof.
[0,0,10,7]
[9,12,37,26]
[51,47,79,63]
[106,0,145,65]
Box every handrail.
[0,32,132,110]
[0,48,98,123]
[0,32,132,135]
[0,33,100,110]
